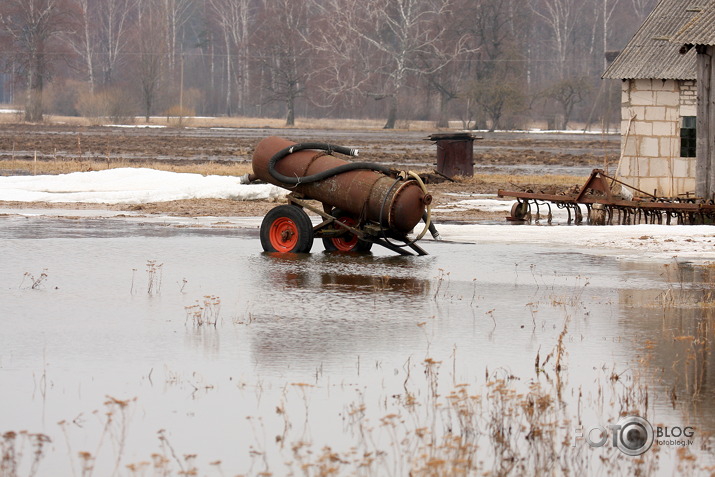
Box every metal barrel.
[252,136,428,233]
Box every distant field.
[0,107,615,133]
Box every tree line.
[0,0,656,129]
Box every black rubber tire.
[260,205,314,253]
[322,209,373,253]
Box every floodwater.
[1,214,713,476]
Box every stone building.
[603,0,700,197]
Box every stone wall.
[618,78,697,197]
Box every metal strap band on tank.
[379,177,404,237]
[297,152,330,183]
[392,172,432,242]
[378,172,432,246]
[363,176,381,223]
[388,180,413,229]
[407,171,432,241]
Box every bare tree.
[308,0,379,114]
[313,0,464,129]
[541,76,591,129]
[0,0,77,121]
[0,0,658,125]
[601,0,621,70]
[69,0,138,92]
[427,65,467,128]
[97,0,139,86]
[254,0,315,126]
[468,45,528,131]
[464,0,529,129]
[207,0,252,116]
[418,0,478,127]
[72,0,95,91]
[630,0,656,21]
[135,0,166,121]
[531,0,584,79]
[160,0,193,74]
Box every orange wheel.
[260,205,314,253]
[322,210,373,253]
[269,217,299,251]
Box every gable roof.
[603,0,702,80]
[672,1,715,45]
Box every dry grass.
[0,112,445,131]
[459,172,588,190]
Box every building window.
[681,116,696,157]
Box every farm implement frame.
[498,169,715,225]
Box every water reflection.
[258,251,432,293]
[1,217,713,475]
[619,261,715,435]
[319,271,430,294]
[248,252,435,372]
[259,251,431,295]
[184,326,221,358]
[0,215,255,239]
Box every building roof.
[673,1,715,45]
[603,0,704,80]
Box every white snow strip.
[434,223,715,260]
[0,168,287,204]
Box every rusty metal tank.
[252,136,428,234]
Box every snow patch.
[0,168,287,204]
[435,223,715,261]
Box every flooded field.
[1,213,714,476]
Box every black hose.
[268,142,395,185]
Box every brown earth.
[0,122,620,222]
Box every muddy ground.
[0,123,620,222]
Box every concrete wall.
[618,79,697,197]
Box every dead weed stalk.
[185,295,221,326]
[0,431,51,477]
[20,269,48,290]
[145,260,163,296]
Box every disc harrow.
[498,169,715,225]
